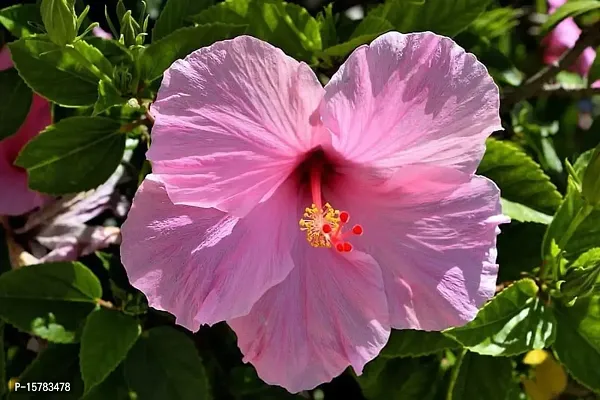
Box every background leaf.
[447,351,515,400]
[139,23,246,82]
[8,344,83,399]
[0,68,32,140]
[80,309,141,394]
[8,36,112,106]
[380,330,461,358]
[0,262,101,343]
[445,279,556,356]
[478,138,563,215]
[357,356,442,400]
[124,327,210,400]
[542,152,600,259]
[190,0,321,62]
[500,198,553,225]
[352,0,491,40]
[0,4,42,38]
[152,0,214,40]
[15,116,126,194]
[553,297,600,392]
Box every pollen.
[299,203,339,248]
[299,203,363,251]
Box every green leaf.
[81,365,131,400]
[93,80,126,115]
[228,366,297,398]
[553,296,600,392]
[190,0,321,62]
[316,3,337,50]
[582,144,600,206]
[86,37,133,67]
[139,23,246,82]
[80,309,141,394]
[560,249,600,301]
[380,330,461,358]
[152,0,213,40]
[540,0,600,35]
[468,7,523,40]
[571,247,600,270]
[542,153,600,260]
[447,351,514,400]
[357,356,442,400]
[40,0,77,46]
[124,327,209,400]
[320,31,388,58]
[352,0,491,40]
[0,69,32,140]
[8,344,84,400]
[0,4,43,38]
[8,36,112,106]
[0,262,101,343]
[478,138,563,215]
[500,198,553,225]
[510,102,563,176]
[445,279,556,356]
[15,116,125,194]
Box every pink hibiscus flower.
[0,46,51,216]
[542,0,598,80]
[121,32,506,392]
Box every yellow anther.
[299,203,341,248]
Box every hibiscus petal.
[328,170,505,331]
[229,245,390,393]
[149,35,325,217]
[0,162,45,216]
[321,31,501,174]
[0,95,51,216]
[0,46,12,70]
[120,175,298,329]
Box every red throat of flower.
[298,163,363,252]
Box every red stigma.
[322,224,332,234]
[343,242,353,252]
[352,224,363,235]
[340,211,350,223]
[336,243,345,252]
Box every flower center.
[298,163,363,252]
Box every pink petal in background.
[0,46,51,216]
[543,0,598,78]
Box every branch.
[502,20,600,109]
[540,84,600,98]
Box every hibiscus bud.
[560,265,600,303]
[40,0,77,46]
[120,10,141,48]
[582,145,600,207]
[113,65,134,95]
